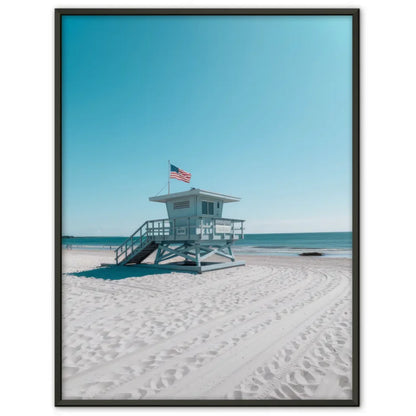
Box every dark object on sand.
[299,252,323,256]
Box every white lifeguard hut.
[114,188,245,273]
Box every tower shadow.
[68,265,175,280]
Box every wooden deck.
[115,216,244,266]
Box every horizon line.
[62,230,353,238]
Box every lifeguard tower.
[114,189,245,273]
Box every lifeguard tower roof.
[149,188,240,203]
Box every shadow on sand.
[69,265,176,280]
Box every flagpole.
[168,160,170,194]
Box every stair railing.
[115,221,149,264]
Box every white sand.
[62,249,352,400]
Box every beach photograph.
[57,10,358,405]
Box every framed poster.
[55,8,359,406]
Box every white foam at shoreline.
[62,244,352,258]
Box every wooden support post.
[195,244,201,267]
[228,243,235,262]
[155,244,163,264]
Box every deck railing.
[115,216,244,265]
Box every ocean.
[62,232,352,258]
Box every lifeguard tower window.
[173,200,190,210]
[202,200,214,215]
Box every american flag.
[170,164,191,183]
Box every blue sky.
[62,15,352,236]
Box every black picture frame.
[55,8,359,407]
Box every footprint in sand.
[185,356,198,365]
[303,384,319,397]
[135,388,147,398]
[263,368,276,381]
[250,383,260,393]
[289,382,305,394]
[171,367,185,380]
[160,374,175,387]
[147,377,164,391]
[292,341,300,349]
[281,384,300,399]
[301,370,316,384]
[272,387,286,399]
[338,375,350,388]
[83,381,115,396]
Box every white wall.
[166,199,196,219]
[1,1,416,415]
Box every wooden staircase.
[115,221,159,265]
[123,241,158,265]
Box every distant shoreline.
[61,246,352,259]
[61,232,352,258]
